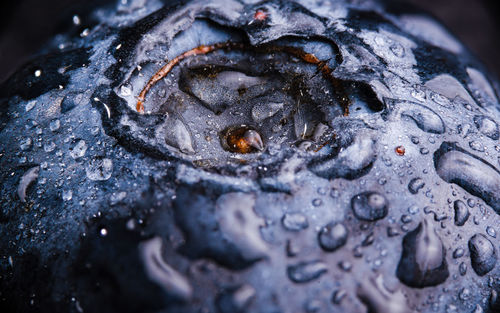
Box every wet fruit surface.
[1,0,500,312]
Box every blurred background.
[0,0,499,83]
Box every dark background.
[1,0,499,84]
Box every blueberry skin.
[1,1,500,313]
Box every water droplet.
[357,275,409,313]
[70,140,88,159]
[251,102,283,123]
[408,177,425,194]
[486,226,496,238]
[410,136,420,144]
[174,189,267,269]
[120,84,133,97]
[312,198,323,207]
[458,288,471,301]
[467,198,476,207]
[25,101,36,112]
[20,137,32,151]
[474,115,499,140]
[331,289,346,305]
[109,191,127,206]
[286,239,300,257]
[287,260,327,283]
[338,260,352,272]
[411,86,426,102]
[453,248,465,259]
[459,262,467,276]
[362,232,375,246]
[62,190,73,201]
[165,116,196,154]
[139,237,193,301]
[318,222,348,252]
[408,206,419,215]
[389,42,405,57]
[425,74,475,107]
[43,141,56,153]
[396,220,449,287]
[453,200,469,226]
[419,147,429,155]
[222,126,264,154]
[399,102,445,134]
[469,140,484,152]
[468,233,497,276]
[216,284,255,313]
[308,133,376,180]
[17,166,39,203]
[435,142,500,215]
[86,157,113,181]
[282,213,309,231]
[351,192,388,221]
[49,119,60,132]
[400,214,412,224]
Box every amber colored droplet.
[395,146,405,156]
[224,126,264,154]
[254,10,267,21]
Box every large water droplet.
[424,74,476,106]
[287,260,327,283]
[282,213,309,231]
[467,67,498,104]
[173,188,267,269]
[49,119,60,132]
[216,284,255,313]
[251,102,283,123]
[318,222,348,252]
[473,115,499,140]
[164,116,195,154]
[453,200,470,226]
[139,237,193,301]
[70,140,88,159]
[43,141,56,153]
[62,190,73,201]
[86,157,113,181]
[357,275,410,313]
[309,133,376,180]
[351,192,388,221]
[408,177,425,194]
[468,233,497,276]
[222,126,264,154]
[17,166,39,203]
[396,219,449,287]
[399,102,445,134]
[19,137,32,151]
[434,142,500,215]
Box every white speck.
[116,44,122,50]
[72,15,81,25]
[34,70,42,77]
[100,228,108,236]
